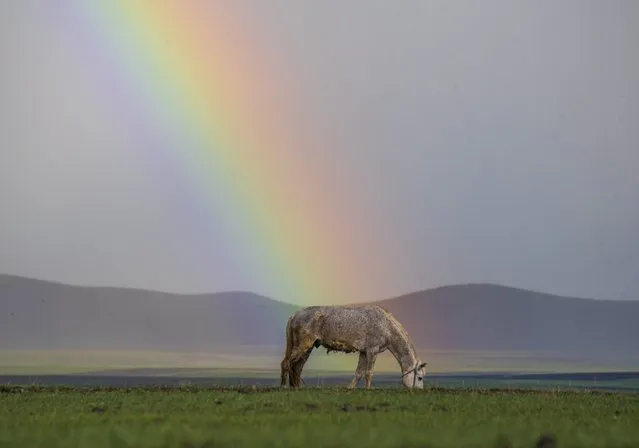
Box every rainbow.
[49,1,393,308]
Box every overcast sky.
[1,1,638,303]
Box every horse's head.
[401,361,427,389]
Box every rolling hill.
[0,274,297,350]
[1,274,638,353]
[371,284,639,353]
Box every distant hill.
[1,274,638,353]
[0,274,297,350]
[371,284,639,353]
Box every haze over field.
[2,275,638,356]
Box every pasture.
[1,384,638,448]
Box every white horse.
[280,304,427,389]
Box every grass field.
[1,385,638,448]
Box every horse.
[280,304,427,389]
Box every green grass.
[1,386,638,448]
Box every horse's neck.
[387,326,418,372]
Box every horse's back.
[316,305,389,334]
[290,304,392,332]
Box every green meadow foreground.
[1,386,638,448]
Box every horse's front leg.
[364,350,379,389]
[348,352,367,389]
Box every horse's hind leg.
[290,346,313,387]
[288,337,315,387]
[348,352,367,389]
[280,316,295,387]
[290,349,311,387]
[280,357,290,387]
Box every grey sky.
[1,0,638,303]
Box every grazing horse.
[280,304,427,389]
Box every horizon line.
[0,272,630,305]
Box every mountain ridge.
[1,273,631,305]
[1,273,637,353]
[0,273,290,305]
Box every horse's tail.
[280,314,294,387]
